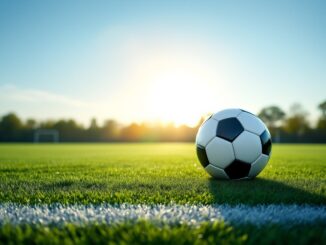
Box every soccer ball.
[196,108,272,180]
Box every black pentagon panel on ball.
[225,160,251,179]
[196,145,209,168]
[260,130,272,155]
[216,117,244,142]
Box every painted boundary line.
[1,203,325,226]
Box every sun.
[146,71,208,127]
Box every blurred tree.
[160,123,178,141]
[39,120,55,129]
[120,123,144,141]
[0,113,23,141]
[87,118,101,141]
[317,117,326,131]
[102,120,120,141]
[89,118,98,130]
[318,100,326,118]
[258,106,285,128]
[283,103,309,135]
[53,119,84,141]
[25,119,37,129]
[175,124,196,142]
[317,100,326,131]
[2,104,326,143]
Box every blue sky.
[0,0,325,126]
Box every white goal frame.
[34,129,59,143]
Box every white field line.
[0,204,325,226]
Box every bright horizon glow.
[147,72,207,127]
[0,1,325,127]
[141,52,219,126]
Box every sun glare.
[146,71,208,127]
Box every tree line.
[258,101,326,143]
[0,100,325,143]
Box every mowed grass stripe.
[0,144,325,205]
[1,204,325,226]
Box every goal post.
[34,129,59,143]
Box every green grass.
[0,143,325,205]
[0,222,325,245]
[0,143,325,244]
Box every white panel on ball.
[237,112,266,135]
[206,137,235,168]
[233,131,262,163]
[212,109,242,121]
[195,118,218,147]
[205,164,229,179]
[248,154,269,177]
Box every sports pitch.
[0,144,325,244]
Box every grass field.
[0,143,325,244]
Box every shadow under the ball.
[207,177,326,205]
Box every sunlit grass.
[0,143,325,205]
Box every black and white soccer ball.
[196,108,272,180]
